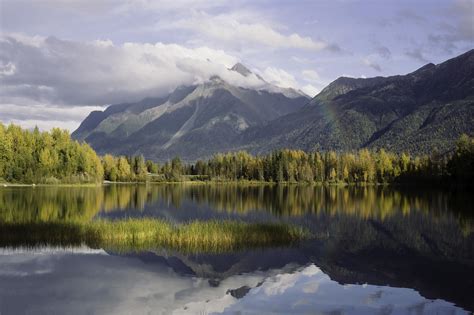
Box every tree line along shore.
[1,123,473,186]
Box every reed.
[0,219,308,253]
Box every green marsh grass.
[0,219,309,253]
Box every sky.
[0,0,473,131]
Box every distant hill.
[243,49,474,155]
[74,50,474,160]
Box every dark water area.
[0,184,473,314]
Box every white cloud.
[0,61,16,76]
[0,101,104,131]
[0,102,104,122]
[300,69,327,96]
[1,33,317,130]
[290,56,315,64]
[113,0,224,13]
[301,84,320,97]
[0,33,271,130]
[261,67,299,89]
[2,0,222,14]
[0,33,250,108]
[157,11,329,51]
[362,57,382,72]
[2,119,82,132]
[302,69,321,82]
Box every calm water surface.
[0,184,473,314]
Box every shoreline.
[1,180,456,189]
[0,180,396,188]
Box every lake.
[0,184,473,314]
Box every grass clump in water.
[0,219,309,253]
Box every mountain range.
[73,49,474,160]
[72,63,309,160]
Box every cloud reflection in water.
[0,249,467,315]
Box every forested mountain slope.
[74,50,474,160]
[242,49,474,155]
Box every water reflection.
[0,184,473,313]
[220,264,466,315]
[0,248,468,315]
[1,184,472,226]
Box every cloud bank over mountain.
[1,0,472,130]
[0,34,299,130]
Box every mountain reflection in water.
[0,247,468,315]
[0,184,472,314]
